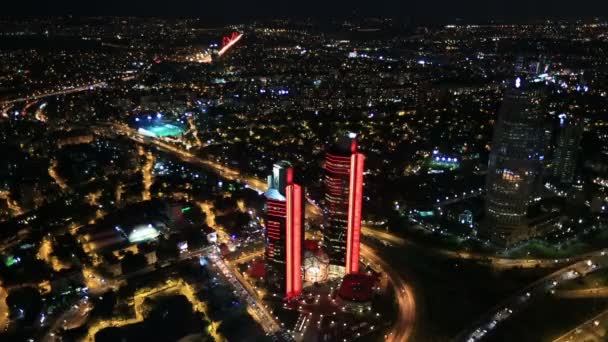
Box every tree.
[218,311,265,341]
[6,286,42,324]
[215,212,251,236]
[121,252,147,274]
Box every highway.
[0,75,136,106]
[553,308,608,342]
[454,253,608,342]
[362,225,601,270]
[0,82,107,106]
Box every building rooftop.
[338,273,376,302]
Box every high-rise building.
[553,115,583,185]
[484,78,546,245]
[264,161,304,299]
[323,134,365,275]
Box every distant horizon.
[3,0,608,25]
[0,14,606,26]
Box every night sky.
[3,0,608,22]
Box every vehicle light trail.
[360,244,416,342]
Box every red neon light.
[266,199,286,207]
[285,183,303,299]
[326,153,351,161]
[222,32,240,46]
[287,167,294,185]
[346,153,364,274]
[292,184,302,296]
[218,32,243,56]
[324,164,351,174]
[286,185,293,298]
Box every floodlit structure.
[127,224,160,243]
[264,161,304,299]
[303,248,330,283]
[323,134,365,276]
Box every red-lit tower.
[264,161,304,299]
[323,134,365,275]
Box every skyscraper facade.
[553,116,583,185]
[484,79,546,245]
[323,134,365,275]
[264,161,303,299]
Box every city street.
[209,251,281,334]
[42,298,92,342]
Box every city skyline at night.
[1,10,608,342]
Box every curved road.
[361,244,416,342]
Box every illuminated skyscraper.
[323,134,365,275]
[553,116,583,185]
[484,78,546,245]
[264,161,303,299]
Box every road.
[553,309,608,342]
[209,251,281,334]
[0,83,107,106]
[555,286,608,299]
[229,249,265,264]
[433,189,484,208]
[0,75,136,106]
[42,298,93,342]
[84,278,222,341]
[454,254,608,342]
[360,244,416,342]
